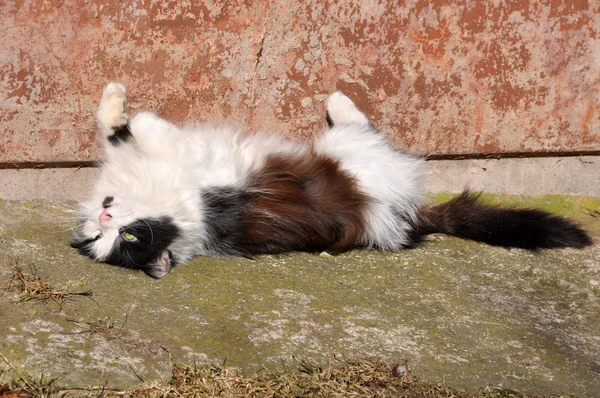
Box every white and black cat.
[71,83,592,278]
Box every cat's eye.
[95,233,103,240]
[122,232,138,242]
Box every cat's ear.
[144,250,173,279]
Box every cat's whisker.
[52,215,86,223]
[56,198,86,210]
[41,226,86,234]
[125,249,143,267]
[68,198,93,211]
[70,228,89,240]
[140,218,154,244]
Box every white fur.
[78,84,423,264]
[97,82,129,136]
[326,91,370,125]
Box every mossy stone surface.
[0,195,599,395]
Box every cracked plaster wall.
[2,0,600,164]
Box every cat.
[71,82,593,279]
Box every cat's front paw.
[326,91,369,126]
[98,82,128,129]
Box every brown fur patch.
[240,154,369,254]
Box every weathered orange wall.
[2,0,599,164]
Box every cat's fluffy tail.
[411,191,593,249]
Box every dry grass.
[2,258,93,308]
[0,356,555,398]
[65,316,170,356]
[65,316,129,341]
[0,353,59,398]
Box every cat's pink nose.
[99,209,112,223]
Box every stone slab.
[0,195,599,395]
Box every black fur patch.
[104,216,180,269]
[201,187,251,257]
[326,111,334,128]
[70,236,96,255]
[107,125,133,146]
[413,191,592,249]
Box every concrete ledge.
[423,156,600,196]
[0,156,598,201]
[0,168,98,202]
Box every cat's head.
[70,195,180,279]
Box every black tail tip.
[538,216,593,249]
[423,191,595,250]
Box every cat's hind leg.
[97,82,132,146]
[325,92,369,127]
[317,91,423,251]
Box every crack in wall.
[246,0,274,123]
